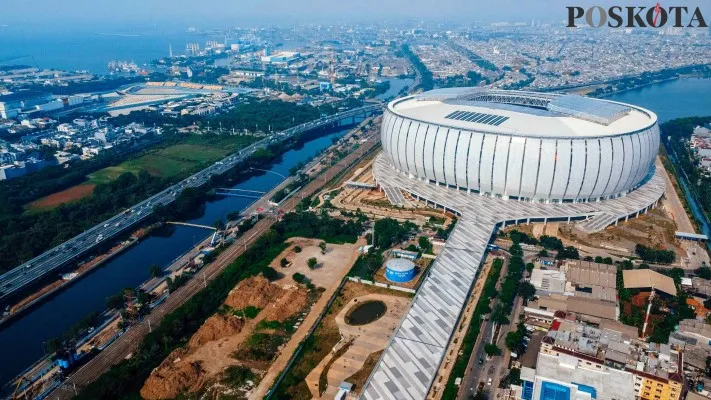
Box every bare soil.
[26,183,95,211]
[139,275,309,400]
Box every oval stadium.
[380,88,660,202]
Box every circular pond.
[345,300,387,326]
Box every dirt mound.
[263,287,309,322]
[224,275,284,310]
[188,313,245,348]
[140,361,205,400]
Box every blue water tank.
[385,258,416,283]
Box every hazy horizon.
[3,0,708,32]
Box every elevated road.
[0,104,382,306]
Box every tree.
[373,218,417,249]
[525,263,535,274]
[518,282,537,302]
[294,245,302,253]
[471,390,489,400]
[538,249,548,257]
[418,236,433,254]
[149,264,163,278]
[505,323,528,354]
[484,343,502,357]
[46,338,62,354]
[491,306,510,325]
[280,257,289,268]
[293,273,308,284]
[696,266,711,279]
[319,242,327,255]
[105,294,124,310]
[307,257,318,270]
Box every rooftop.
[535,351,635,400]
[622,269,678,296]
[388,88,656,139]
[0,91,51,103]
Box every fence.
[346,276,416,294]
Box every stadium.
[380,88,660,202]
[362,88,666,400]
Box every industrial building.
[0,91,54,119]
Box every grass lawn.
[29,135,256,211]
[88,135,254,184]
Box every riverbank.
[51,117,382,400]
[0,113,375,387]
[0,223,159,328]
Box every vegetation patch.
[232,332,287,362]
[319,339,355,395]
[233,306,261,320]
[441,258,504,399]
[76,211,360,399]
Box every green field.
[88,136,254,184]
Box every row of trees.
[489,243,527,325]
[401,44,433,91]
[635,244,676,264]
[507,229,579,260]
[76,207,361,399]
[441,258,504,398]
[662,116,711,225]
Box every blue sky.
[2,0,709,30]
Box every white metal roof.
[389,88,656,139]
[386,258,416,272]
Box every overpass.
[0,104,382,306]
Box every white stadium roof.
[389,88,655,139]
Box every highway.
[45,113,383,400]
[0,104,381,305]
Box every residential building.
[513,320,683,400]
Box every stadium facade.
[381,88,659,202]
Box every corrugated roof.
[622,269,677,296]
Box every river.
[0,126,352,385]
[605,78,711,242]
[376,78,414,102]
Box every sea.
[0,27,218,74]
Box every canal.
[606,77,711,244]
[0,125,354,385]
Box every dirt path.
[250,238,365,399]
[658,157,696,233]
[305,293,410,399]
